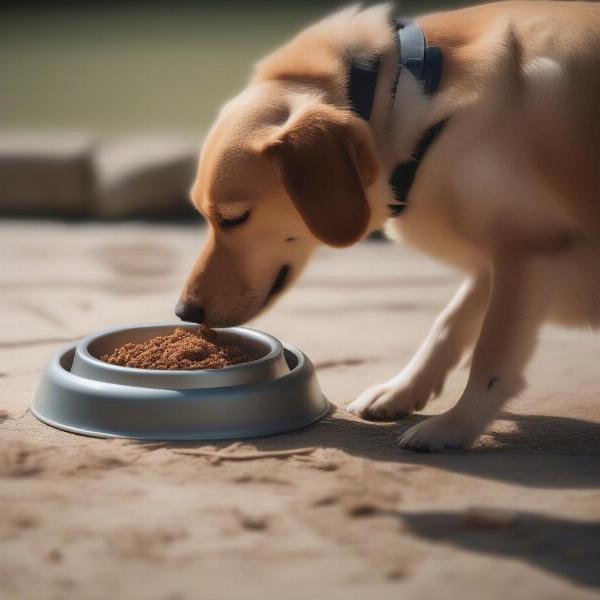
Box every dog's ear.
[259,102,378,247]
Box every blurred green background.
[0,0,463,136]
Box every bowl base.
[32,340,329,441]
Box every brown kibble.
[101,325,251,370]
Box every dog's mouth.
[263,264,291,307]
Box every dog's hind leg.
[348,272,490,420]
[399,255,548,451]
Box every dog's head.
[176,81,384,326]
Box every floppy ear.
[260,103,378,247]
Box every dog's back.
[421,2,600,228]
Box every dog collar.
[348,19,447,215]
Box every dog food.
[101,326,250,370]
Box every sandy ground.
[1,219,599,600]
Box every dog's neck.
[349,21,442,121]
[348,19,447,215]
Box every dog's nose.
[175,301,205,323]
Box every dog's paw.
[347,378,430,421]
[398,411,479,452]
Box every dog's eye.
[217,210,251,229]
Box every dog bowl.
[31,323,329,440]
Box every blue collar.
[349,19,446,215]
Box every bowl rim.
[32,342,327,440]
[75,322,284,377]
[58,341,307,391]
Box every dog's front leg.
[348,273,490,420]
[399,256,547,451]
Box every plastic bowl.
[31,323,328,440]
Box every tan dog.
[176,1,600,451]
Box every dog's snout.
[175,301,205,324]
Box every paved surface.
[1,220,599,600]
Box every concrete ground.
[1,220,599,600]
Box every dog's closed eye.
[217,210,251,229]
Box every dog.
[175,1,600,451]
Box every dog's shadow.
[147,405,600,489]
[398,509,600,589]
[243,408,600,589]
[267,407,600,489]
[129,407,600,589]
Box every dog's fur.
[178,1,600,451]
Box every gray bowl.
[31,323,329,440]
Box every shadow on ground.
[399,509,600,589]
[150,407,600,489]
